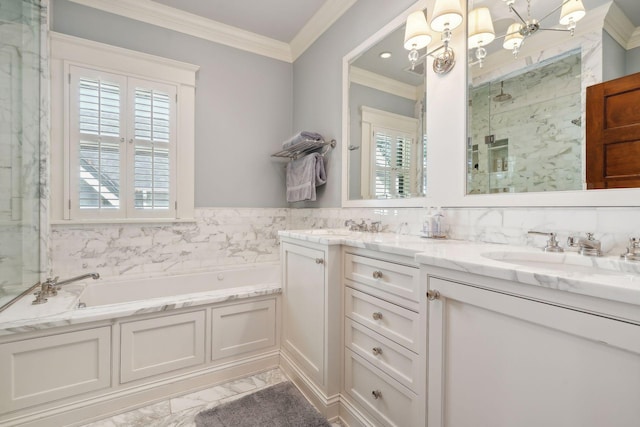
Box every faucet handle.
[621,237,640,261]
[527,231,564,253]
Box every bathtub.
[77,263,281,308]
[0,262,282,426]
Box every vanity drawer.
[345,318,420,392]
[344,349,421,427]
[344,253,419,310]
[345,287,420,352]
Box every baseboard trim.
[279,350,341,421]
[2,352,280,427]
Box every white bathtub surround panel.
[288,207,640,255]
[50,208,287,279]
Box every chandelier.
[468,0,586,67]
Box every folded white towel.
[286,153,327,202]
[282,131,323,150]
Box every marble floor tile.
[80,369,327,427]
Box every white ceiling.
[150,0,327,43]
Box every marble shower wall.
[50,208,287,279]
[0,0,47,305]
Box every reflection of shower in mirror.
[493,81,512,102]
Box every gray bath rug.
[194,381,331,427]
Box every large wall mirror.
[466,0,640,195]
[342,1,430,207]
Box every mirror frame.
[342,0,640,208]
[341,0,429,208]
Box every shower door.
[0,0,44,309]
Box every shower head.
[493,81,512,102]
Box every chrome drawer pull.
[426,289,441,301]
[315,258,324,264]
[372,312,383,320]
[372,270,383,279]
[372,347,383,356]
[371,390,382,400]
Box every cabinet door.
[281,242,326,385]
[120,311,206,383]
[0,327,111,412]
[427,277,640,427]
[211,299,277,361]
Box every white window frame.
[360,106,418,199]
[50,32,198,223]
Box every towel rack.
[271,139,336,160]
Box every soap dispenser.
[432,207,447,239]
[421,207,435,238]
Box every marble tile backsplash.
[288,206,640,256]
[51,206,640,280]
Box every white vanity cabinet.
[343,249,426,427]
[280,239,342,418]
[426,272,640,427]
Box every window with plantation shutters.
[360,107,419,200]
[373,128,415,198]
[69,66,177,219]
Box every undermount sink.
[481,251,640,277]
[305,229,353,236]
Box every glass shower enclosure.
[0,0,44,310]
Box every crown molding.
[67,0,292,62]
[603,0,638,50]
[67,0,357,63]
[290,0,358,61]
[350,66,419,101]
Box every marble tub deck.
[80,369,340,427]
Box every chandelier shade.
[468,7,496,49]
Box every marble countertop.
[0,284,281,336]
[279,229,640,307]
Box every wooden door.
[586,72,640,188]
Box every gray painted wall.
[51,0,293,208]
[627,46,640,76]
[603,31,626,81]
[292,0,416,207]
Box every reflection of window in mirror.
[359,107,421,199]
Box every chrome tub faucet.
[32,273,100,305]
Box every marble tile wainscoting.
[50,206,640,281]
[51,208,288,279]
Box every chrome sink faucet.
[621,237,640,262]
[567,233,602,257]
[527,231,564,252]
[32,273,100,305]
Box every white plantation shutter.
[128,79,176,216]
[373,128,415,198]
[70,67,126,218]
[69,66,176,219]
